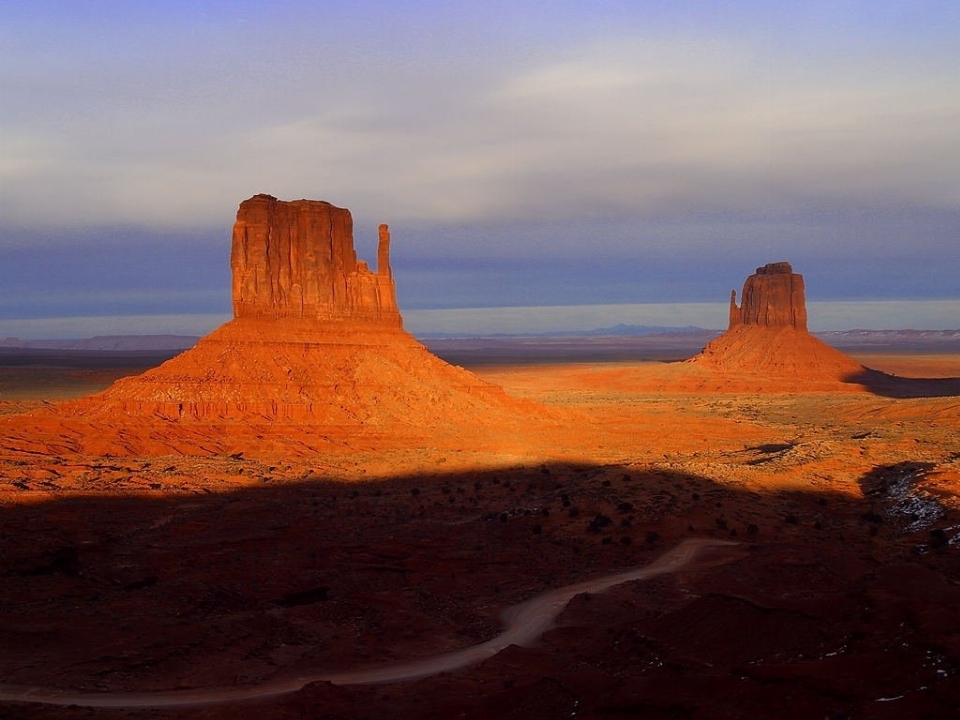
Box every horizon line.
[1,299,959,340]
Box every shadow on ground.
[845,367,960,398]
[1,461,959,720]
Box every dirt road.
[0,538,739,709]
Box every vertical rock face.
[230,194,401,325]
[729,261,807,330]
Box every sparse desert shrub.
[621,536,632,545]
[532,524,542,535]
[617,501,634,514]
[601,536,613,544]
[645,531,659,544]
[929,528,948,548]
[568,507,580,518]
[785,514,799,525]
[561,494,571,508]
[715,517,727,530]
[602,479,611,487]
[587,514,613,533]
[747,523,759,535]
[410,488,420,497]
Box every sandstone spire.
[378,224,392,279]
[230,194,400,325]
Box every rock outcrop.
[2,195,543,458]
[231,194,400,325]
[728,262,807,330]
[690,262,864,383]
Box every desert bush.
[587,514,613,533]
[929,528,948,548]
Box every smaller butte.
[689,262,865,382]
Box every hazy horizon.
[2,299,958,342]
[2,2,958,330]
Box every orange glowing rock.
[692,262,863,380]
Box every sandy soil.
[1,350,958,719]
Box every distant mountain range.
[2,327,958,353]
[0,335,199,352]
[419,324,710,339]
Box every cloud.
[2,17,957,234]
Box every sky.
[1,0,958,337]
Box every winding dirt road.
[0,538,739,709]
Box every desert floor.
[1,347,958,719]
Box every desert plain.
[1,338,958,720]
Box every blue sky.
[1,1,958,336]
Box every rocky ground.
[1,350,958,719]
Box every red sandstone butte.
[231,195,400,325]
[692,262,864,381]
[0,196,538,457]
[729,261,808,330]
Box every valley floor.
[1,349,958,719]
